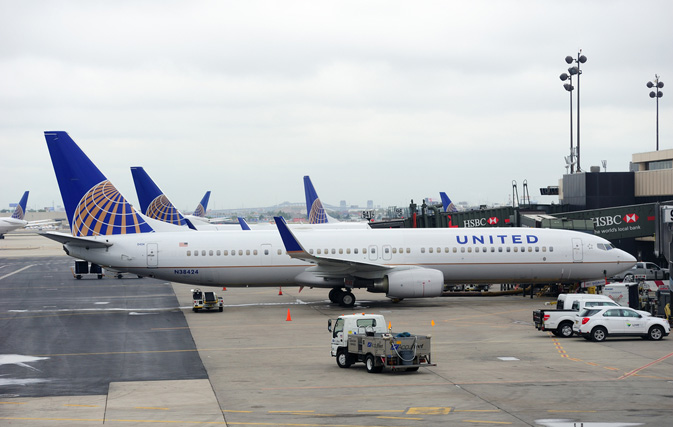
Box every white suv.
[576,306,670,342]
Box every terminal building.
[374,148,673,267]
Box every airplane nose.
[619,250,636,266]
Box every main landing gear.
[329,288,356,308]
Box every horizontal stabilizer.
[40,231,113,248]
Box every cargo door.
[147,243,158,267]
[572,238,583,263]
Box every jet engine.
[371,268,444,299]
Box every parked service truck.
[533,294,621,338]
[191,288,224,312]
[327,313,435,373]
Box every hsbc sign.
[552,203,656,240]
[463,216,502,227]
[591,213,639,227]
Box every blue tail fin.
[131,166,189,227]
[303,176,328,224]
[440,192,457,213]
[237,217,251,230]
[44,131,153,236]
[193,191,211,217]
[11,191,29,220]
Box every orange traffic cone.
[286,308,292,321]
[278,287,283,296]
[431,320,435,326]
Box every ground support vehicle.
[328,313,435,373]
[191,288,223,312]
[71,260,103,280]
[576,306,670,342]
[611,261,669,282]
[533,295,621,338]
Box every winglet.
[131,166,189,227]
[274,216,308,256]
[11,191,29,220]
[303,176,328,224]
[193,191,211,217]
[440,192,457,213]
[45,131,153,236]
[238,217,251,231]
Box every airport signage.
[552,204,656,240]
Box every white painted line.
[0,265,34,281]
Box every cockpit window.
[597,243,615,251]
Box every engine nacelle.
[377,268,444,299]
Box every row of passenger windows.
[421,246,554,253]
[187,249,280,257]
[185,246,554,257]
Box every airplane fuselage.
[62,227,635,288]
[0,217,28,236]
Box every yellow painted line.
[454,410,500,412]
[603,366,620,371]
[407,407,452,415]
[64,404,99,407]
[585,362,600,366]
[568,357,583,362]
[377,416,424,420]
[134,406,169,410]
[357,409,405,413]
[463,420,512,425]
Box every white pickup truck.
[533,294,622,338]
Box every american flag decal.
[179,242,188,247]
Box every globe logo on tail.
[11,205,24,220]
[72,180,153,236]
[308,199,328,224]
[193,203,206,218]
[147,195,186,226]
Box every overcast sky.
[1,1,671,214]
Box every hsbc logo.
[591,213,638,228]
[463,217,500,227]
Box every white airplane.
[0,191,30,239]
[130,166,236,231]
[0,191,59,238]
[41,131,636,307]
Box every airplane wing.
[274,216,388,273]
[39,231,113,248]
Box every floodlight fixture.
[647,74,664,150]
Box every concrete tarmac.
[1,231,672,426]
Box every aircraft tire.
[328,288,340,303]
[339,291,356,308]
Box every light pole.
[560,68,575,173]
[565,51,587,172]
[647,75,664,151]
